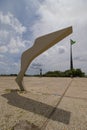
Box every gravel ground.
[0,77,87,130]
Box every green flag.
[70,39,76,45]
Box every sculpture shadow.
[2,91,71,124]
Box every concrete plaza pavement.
[0,77,87,130]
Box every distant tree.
[43,68,85,77]
[75,69,85,77]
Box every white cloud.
[0,46,8,53]
[0,11,27,55]
[0,61,7,65]
[0,54,4,58]
[58,46,66,54]
[8,37,25,54]
[0,30,9,40]
[0,12,26,34]
[31,0,87,38]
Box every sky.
[0,0,87,75]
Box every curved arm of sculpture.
[16,26,73,91]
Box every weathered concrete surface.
[0,77,87,130]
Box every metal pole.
[70,42,73,70]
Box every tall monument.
[16,26,73,91]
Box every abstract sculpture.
[16,26,73,91]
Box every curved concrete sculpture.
[16,26,73,91]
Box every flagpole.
[70,40,73,70]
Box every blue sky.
[0,0,87,75]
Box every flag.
[70,39,76,45]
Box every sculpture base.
[15,77,25,91]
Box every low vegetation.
[0,69,86,77]
[43,69,85,77]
